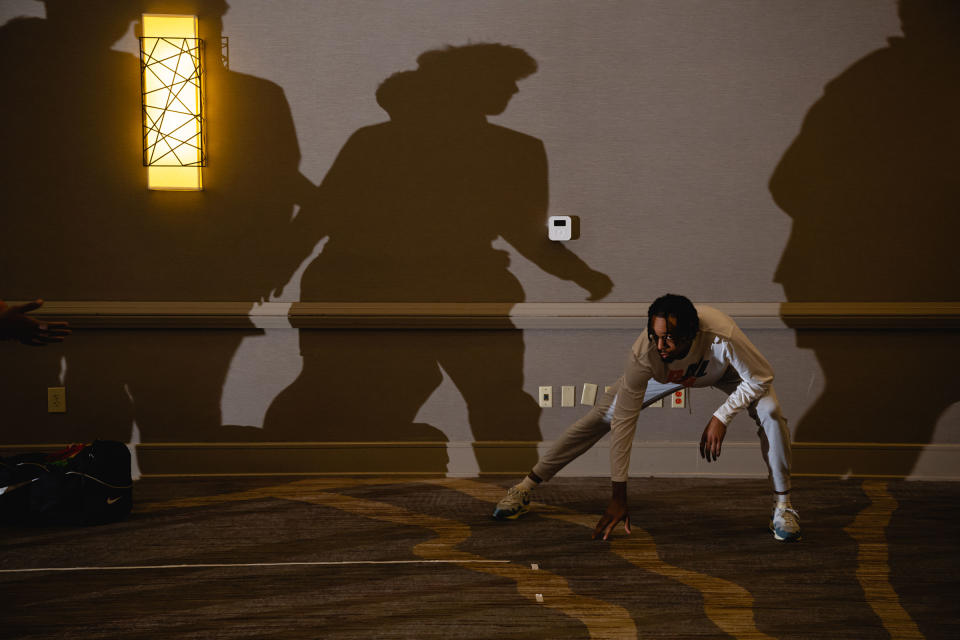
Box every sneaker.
[770,505,802,542]
[492,484,531,520]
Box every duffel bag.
[0,440,133,525]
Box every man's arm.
[712,327,774,426]
[700,327,774,461]
[594,349,651,539]
[498,139,613,301]
[271,128,374,298]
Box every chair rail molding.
[16,301,960,329]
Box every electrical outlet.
[538,386,553,408]
[671,388,686,409]
[649,398,664,408]
[581,383,597,406]
[561,385,575,407]
[47,387,66,413]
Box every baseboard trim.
[3,441,958,480]
[15,301,960,329]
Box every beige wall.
[1,1,957,478]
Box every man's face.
[475,75,519,115]
[650,315,693,362]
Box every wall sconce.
[140,14,205,191]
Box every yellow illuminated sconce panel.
[140,14,205,191]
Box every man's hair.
[647,294,699,338]
[375,70,428,118]
[416,43,538,82]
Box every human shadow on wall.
[769,0,960,474]
[124,0,313,446]
[0,0,311,446]
[263,44,612,472]
[0,0,146,444]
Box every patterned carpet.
[2,477,958,639]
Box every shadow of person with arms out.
[0,0,145,445]
[265,44,612,473]
[121,0,315,446]
[769,0,960,475]
[0,0,312,451]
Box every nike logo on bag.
[107,497,122,505]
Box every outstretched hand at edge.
[0,299,71,346]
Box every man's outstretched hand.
[592,481,631,540]
[0,299,71,346]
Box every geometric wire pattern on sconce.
[139,37,206,167]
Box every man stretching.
[493,293,800,542]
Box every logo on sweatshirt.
[667,358,710,387]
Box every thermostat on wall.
[548,215,572,241]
